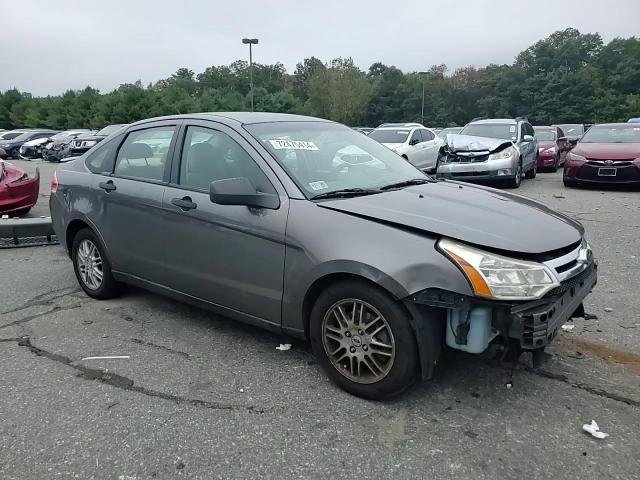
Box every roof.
[131,112,332,127]
[590,123,638,128]
[470,118,517,125]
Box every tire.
[309,280,419,400]
[71,228,122,299]
[10,208,31,217]
[525,156,537,179]
[506,160,522,188]
[563,178,578,188]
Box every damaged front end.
[436,134,519,181]
[406,237,597,377]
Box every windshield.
[534,130,556,141]
[556,124,584,138]
[368,128,410,144]
[580,125,640,144]
[51,132,73,140]
[460,123,516,141]
[1,131,26,141]
[437,127,462,138]
[97,124,124,136]
[245,122,427,198]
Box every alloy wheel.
[322,299,396,384]
[76,239,103,290]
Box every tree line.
[1,28,638,131]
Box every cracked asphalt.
[1,160,640,479]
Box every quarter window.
[179,126,276,194]
[114,127,176,181]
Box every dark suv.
[0,129,58,158]
[69,124,128,157]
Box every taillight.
[51,171,58,193]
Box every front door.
[162,122,288,326]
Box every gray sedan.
[50,113,597,399]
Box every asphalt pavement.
[1,159,639,479]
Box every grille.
[547,262,595,297]
[446,153,489,163]
[577,163,640,182]
[451,171,490,177]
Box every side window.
[421,129,435,141]
[526,123,535,136]
[86,137,119,174]
[519,123,527,140]
[179,125,276,194]
[114,126,176,181]
[409,130,421,145]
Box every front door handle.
[99,180,116,192]
[171,196,197,211]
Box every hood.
[538,141,556,150]
[317,182,583,255]
[74,133,105,142]
[23,137,51,147]
[445,134,513,153]
[572,142,640,160]
[381,143,404,149]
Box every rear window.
[85,136,120,174]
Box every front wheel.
[506,160,522,188]
[309,280,418,400]
[72,228,122,299]
[525,157,537,179]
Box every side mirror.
[523,135,534,142]
[409,138,420,146]
[210,177,280,210]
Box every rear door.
[161,121,288,326]
[418,128,440,170]
[97,120,180,283]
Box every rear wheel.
[309,280,418,400]
[72,228,122,299]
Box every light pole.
[242,38,259,111]
[419,71,428,125]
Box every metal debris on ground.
[276,344,292,351]
[582,420,609,439]
[604,307,613,312]
[80,355,131,361]
[561,324,575,331]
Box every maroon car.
[534,126,569,172]
[564,123,640,187]
[0,157,40,216]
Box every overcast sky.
[3,0,639,96]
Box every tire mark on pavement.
[12,336,268,414]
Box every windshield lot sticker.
[269,139,319,151]
[308,181,329,191]
[509,126,516,133]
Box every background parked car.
[352,127,374,135]
[554,123,584,147]
[69,124,128,157]
[0,129,57,158]
[437,117,538,187]
[628,118,640,123]
[368,123,442,172]
[563,123,640,187]
[19,136,54,160]
[0,159,40,216]
[534,126,570,172]
[437,127,462,140]
[43,130,94,162]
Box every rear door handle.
[99,180,116,192]
[171,196,197,211]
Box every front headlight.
[542,147,556,154]
[567,152,586,162]
[438,238,560,300]
[84,141,97,147]
[488,146,516,161]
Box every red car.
[0,155,40,216]
[534,126,569,172]
[564,123,640,187]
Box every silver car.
[50,113,596,399]
[437,118,539,188]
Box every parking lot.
[2,159,640,479]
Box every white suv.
[368,123,443,172]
